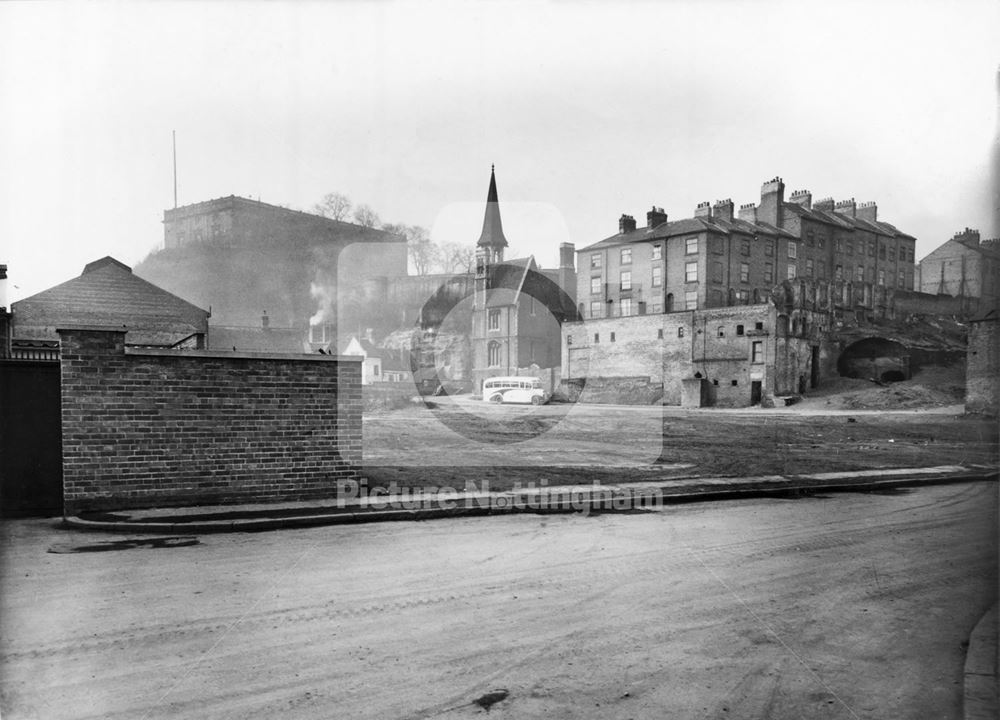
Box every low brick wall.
[58,327,361,513]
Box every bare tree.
[353,204,381,228]
[384,224,437,275]
[438,241,476,274]
[312,192,352,221]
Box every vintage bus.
[482,376,549,405]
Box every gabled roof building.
[563,176,923,407]
[917,228,1000,316]
[469,167,578,391]
[578,177,917,321]
[10,257,210,352]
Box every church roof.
[477,166,509,250]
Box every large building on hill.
[138,195,407,332]
[917,227,1000,316]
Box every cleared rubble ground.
[363,365,996,491]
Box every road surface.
[1,482,996,719]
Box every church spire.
[477,164,509,253]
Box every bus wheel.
[531,395,542,405]
[490,394,504,404]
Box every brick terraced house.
[563,177,921,407]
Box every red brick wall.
[58,327,361,513]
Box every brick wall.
[893,288,976,318]
[966,317,999,416]
[58,327,361,513]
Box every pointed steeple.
[477,165,509,252]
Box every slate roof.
[477,166,509,250]
[484,288,522,307]
[11,256,210,346]
[784,203,915,240]
[783,202,856,230]
[338,336,382,358]
[481,257,579,320]
[581,214,796,252]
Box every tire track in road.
[1,545,702,665]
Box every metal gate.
[0,360,63,516]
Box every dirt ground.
[362,366,997,491]
[798,363,968,411]
[1,483,995,719]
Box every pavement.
[63,463,998,534]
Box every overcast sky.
[2,0,998,301]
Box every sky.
[2,0,998,302]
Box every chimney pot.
[759,177,785,226]
[738,203,758,223]
[619,214,637,234]
[646,206,668,228]
[712,198,735,223]
[261,311,270,329]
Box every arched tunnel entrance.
[837,337,911,382]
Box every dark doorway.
[810,345,820,388]
[1,361,63,516]
[750,380,762,406]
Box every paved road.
[1,483,996,719]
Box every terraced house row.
[577,176,917,319]
[561,176,924,407]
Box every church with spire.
[470,166,579,392]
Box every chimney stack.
[557,242,577,300]
[619,214,637,234]
[694,201,712,219]
[953,228,981,247]
[712,199,734,223]
[856,201,877,222]
[758,176,785,227]
[813,197,835,212]
[0,264,7,311]
[559,242,576,269]
[789,190,812,209]
[835,198,857,218]
[738,202,757,224]
[261,311,270,329]
[646,206,668,228]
